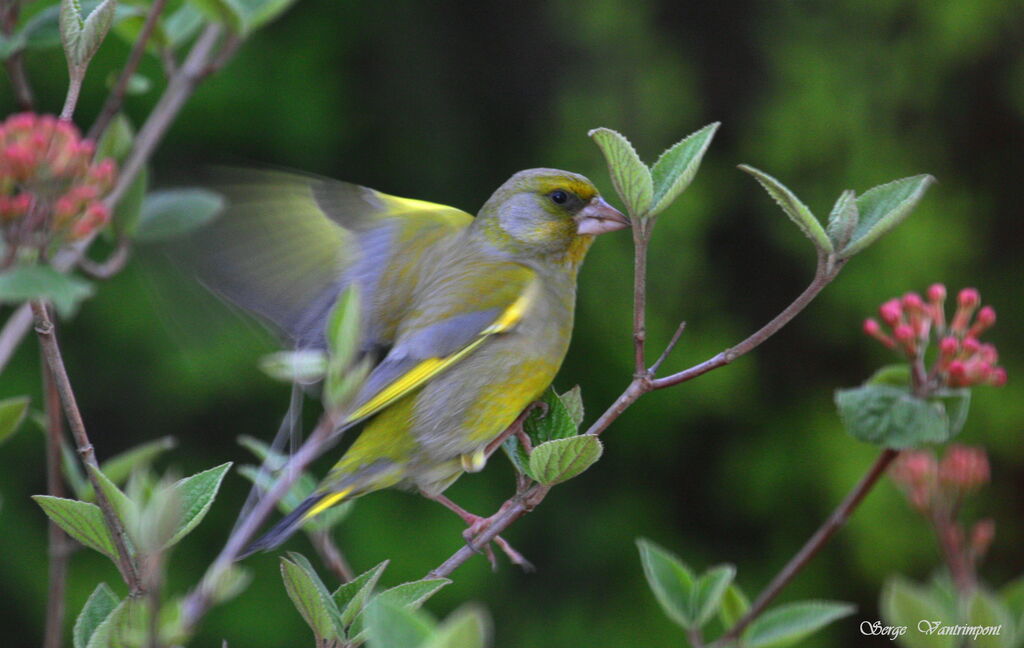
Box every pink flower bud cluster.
[890,444,996,566]
[0,112,117,249]
[862,284,1005,388]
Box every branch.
[42,344,71,648]
[1,0,34,110]
[311,529,355,584]
[30,300,143,594]
[78,239,132,279]
[714,448,900,646]
[87,0,171,141]
[632,221,651,376]
[425,251,847,578]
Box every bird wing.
[184,170,474,349]
[344,262,540,424]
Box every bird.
[189,168,629,556]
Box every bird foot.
[424,492,533,572]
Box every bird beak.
[575,197,630,235]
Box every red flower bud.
[939,444,989,492]
[894,324,916,355]
[891,451,938,512]
[962,337,981,356]
[863,318,895,348]
[967,306,996,338]
[987,367,1007,387]
[879,299,903,326]
[970,519,996,559]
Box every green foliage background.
[2,1,1022,646]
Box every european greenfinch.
[192,168,628,554]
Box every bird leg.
[422,492,534,572]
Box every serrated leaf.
[326,285,361,368]
[334,560,389,627]
[649,122,719,216]
[718,584,750,630]
[95,113,134,162]
[589,127,653,217]
[364,598,436,648]
[835,384,950,448]
[528,435,603,485]
[241,0,301,31]
[162,4,204,49]
[374,579,451,610]
[60,0,117,68]
[636,538,700,629]
[33,495,117,559]
[881,577,956,648]
[74,583,120,648]
[421,605,490,648]
[739,164,833,254]
[187,0,244,31]
[841,175,936,257]
[743,600,854,648]
[559,385,584,428]
[99,436,176,486]
[259,350,328,383]
[0,396,30,444]
[503,388,579,479]
[134,188,224,243]
[826,189,859,251]
[0,265,94,317]
[692,564,737,627]
[281,552,344,643]
[164,462,231,547]
[84,598,131,648]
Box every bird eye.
[550,190,570,205]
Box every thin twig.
[42,340,71,648]
[30,300,143,594]
[714,448,900,646]
[88,0,171,141]
[649,320,687,375]
[632,221,650,376]
[1,0,34,110]
[59,69,85,122]
[78,239,132,279]
[311,530,355,584]
[0,23,234,376]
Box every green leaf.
[0,5,62,59]
[373,579,451,610]
[162,4,204,49]
[134,188,225,243]
[421,606,490,648]
[649,122,719,216]
[326,285,362,367]
[589,127,653,217]
[559,385,584,428]
[636,538,700,629]
[835,384,950,448]
[114,165,148,236]
[0,396,30,444]
[94,113,134,162]
[74,583,120,648]
[208,564,252,604]
[503,388,579,478]
[280,552,344,643]
[84,598,131,648]
[0,265,94,317]
[743,600,854,648]
[718,584,750,630]
[866,364,911,387]
[165,462,231,547]
[60,0,117,68]
[692,565,737,627]
[32,495,117,559]
[881,577,956,648]
[931,388,971,440]
[528,435,603,485]
[259,350,328,383]
[739,164,833,254]
[841,175,936,257]
[364,598,436,648]
[967,590,1014,648]
[99,436,176,486]
[85,463,137,539]
[334,560,389,627]
[826,189,859,251]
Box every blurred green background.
[2,0,1022,646]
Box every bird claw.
[460,512,530,572]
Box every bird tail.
[240,488,351,558]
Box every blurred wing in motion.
[185,170,474,350]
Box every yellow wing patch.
[378,192,474,227]
[344,279,539,425]
[304,487,353,519]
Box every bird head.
[476,168,629,262]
